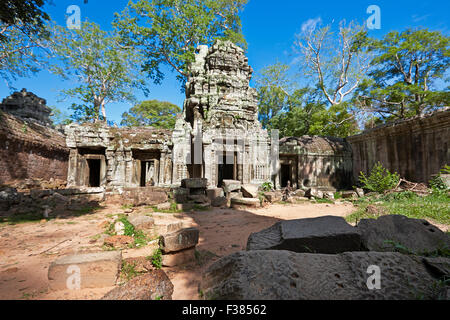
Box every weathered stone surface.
[159,227,199,253]
[200,250,445,300]
[162,247,196,267]
[222,180,241,193]
[357,215,450,254]
[174,188,189,203]
[156,202,172,211]
[206,188,224,201]
[102,270,173,300]
[341,191,358,199]
[293,189,306,197]
[212,196,228,207]
[305,188,324,199]
[188,194,209,204]
[263,191,282,203]
[48,251,122,290]
[121,188,168,206]
[231,197,260,208]
[247,216,362,253]
[323,191,335,200]
[422,257,450,279]
[241,184,259,198]
[355,188,365,197]
[128,215,155,231]
[181,178,208,189]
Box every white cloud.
[301,17,322,33]
[412,14,430,23]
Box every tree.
[294,20,372,106]
[355,29,450,121]
[0,0,50,88]
[121,100,181,128]
[255,62,359,138]
[50,21,148,122]
[113,0,247,87]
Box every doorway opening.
[217,152,236,187]
[280,164,291,188]
[140,160,156,187]
[87,159,101,187]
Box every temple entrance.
[217,152,237,187]
[140,160,156,187]
[280,164,291,188]
[132,150,160,187]
[87,159,101,187]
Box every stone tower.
[172,40,272,188]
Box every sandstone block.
[159,227,199,253]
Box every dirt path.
[3,201,444,300]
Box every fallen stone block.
[156,202,172,211]
[188,194,209,204]
[247,216,362,253]
[241,184,259,198]
[355,188,365,197]
[48,251,122,291]
[293,189,306,197]
[263,191,282,203]
[305,188,324,199]
[102,270,173,300]
[200,250,445,300]
[222,180,241,193]
[128,215,155,233]
[174,188,189,203]
[357,215,450,254]
[181,178,208,189]
[162,247,196,267]
[206,188,224,201]
[341,191,358,199]
[159,227,199,253]
[176,203,195,211]
[231,197,261,208]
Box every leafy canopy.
[114,0,247,87]
[50,21,148,122]
[355,28,450,121]
[121,100,181,129]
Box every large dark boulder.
[102,270,173,300]
[357,215,450,254]
[247,216,362,254]
[200,250,448,300]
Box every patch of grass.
[120,261,141,282]
[73,206,99,216]
[105,215,150,248]
[315,198,334,204]
[150,248,162,269]
[121,204,134,210]
[346,192,450,225]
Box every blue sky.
[1,0,449,124]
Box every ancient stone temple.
[172,40,272,188]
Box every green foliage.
[50,21,148,122]
[107,215,149,248]
[151,248,162,269]
[120,261,140,281]
[114,0,247,87]
[358,162,400,193]
[260,181,274,192]
[121,100,181,128]
[355,28,450,121]
[346,192,450,225]
[429,164,449,195]
[49,106,72,125]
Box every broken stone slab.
[222,180,241,193]
[357,215,450,254]
[128,215,155,232]
[293,189,305,197]
[181,178,208,189]
[102,270,173,300]
[323,191,335,200]
[247,216,362,254]
[422,256,450,279]
[188,194,209,204]
[206,188,224,201]
[305,188,324,199]
[159,227,199,253]
[162,247,196,267]
[200,250,445,300]
[263,191,282,203]
[231,197,261,208]
[241,184,259,198]
[48,251,122,291]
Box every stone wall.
[0,112,69,184]
[279,136,353,190]
[347,108,450,184]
